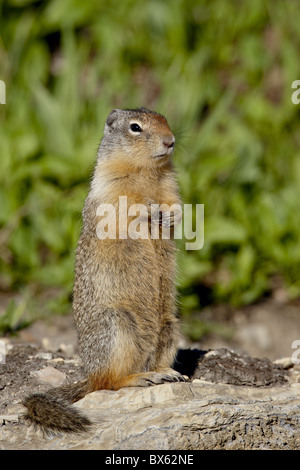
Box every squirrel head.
[99,108,175,169]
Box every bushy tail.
[23,380,92,434]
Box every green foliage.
[0,296,30,333]
[1,0,300,328]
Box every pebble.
[273,357,294,369]
[0,404,26,424]
[0,414,19,424]
[34,352,54,361]
[30,366,67,386]
[0,405,24,425]
[192,378,214,385]
[48,357,65,364]
[205,350,219,357]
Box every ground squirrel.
[23,107,185,433]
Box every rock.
[273,357,294,369]
[34,352,54,361]
[47,357,64,364]
[1,380,300,450]
[0,414,19,425]
[30,366,67,386]
[1,345,300,450]
[0,405,25,425]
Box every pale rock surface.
[1,344,300,450]
[1,380,300,450]
[30,366,67,386]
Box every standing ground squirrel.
[23,107,185,433]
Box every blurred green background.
[1,0,300,336]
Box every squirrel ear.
[105,109,121,129]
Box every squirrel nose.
[163,136,175,149]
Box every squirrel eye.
[130,123,142,133]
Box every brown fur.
[23,108,184,433]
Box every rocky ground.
[0,297,300,449]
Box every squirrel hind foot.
[23,393,92,434]
[101,369,187,389]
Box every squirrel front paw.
[151,207,182,228]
